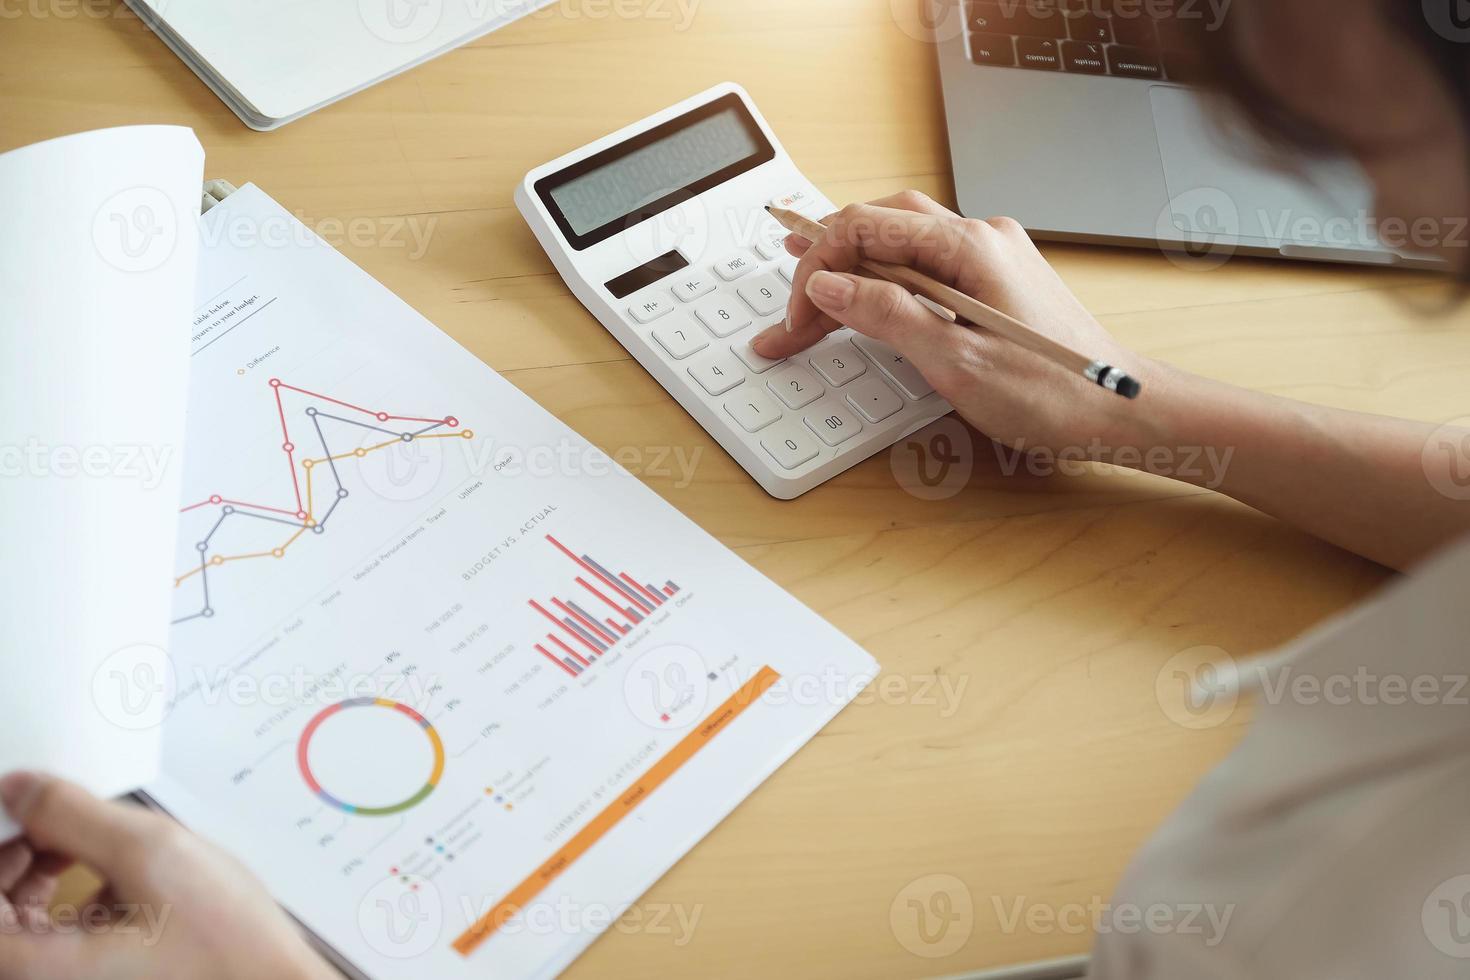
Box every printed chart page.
[146,185,877,980]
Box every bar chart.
[531,534,682,677]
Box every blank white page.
[0,126,203,838]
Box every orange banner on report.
[451,664,781,956]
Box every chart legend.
[531,534,682,677]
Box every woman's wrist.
[1090,355,1200,465]
[1081,355,1267,495]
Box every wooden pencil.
[766,206,1142,400]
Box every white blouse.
[1089,538,1470,978]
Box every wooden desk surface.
[5,3,1469,977]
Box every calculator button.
[769,190,815,211]
[760,420,822,470]
[844,376,904,423]
[807,338,867,387]
[628,294,672,324]
[650,316,708,360]
[715,253,757,281]
[777,259,798,284]
[724,389,783,433]
[732,339,785,374]
[672,275,716,303]
[803,401,863,447]
[852,335,936,400]
[687,351,745,396]
[693,293,753,338]
[754,222,788,260]
[766,364,824,409]
[737,273,789,317]
[755,236,787,261]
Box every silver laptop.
[935,0,1434,267]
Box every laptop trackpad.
[1148,85,1375,247]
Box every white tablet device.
[516,83,953,499]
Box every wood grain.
[3,2,1466,976]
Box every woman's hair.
[1190,3,1470,159]
[1181,2,1470,288]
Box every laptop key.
[1107,44,1164,79]
[1061,40,1106,74]
[1016,37,1061,71]
[1108,13,1159,47]
[1065,12,1112,43]
[968,1,1066,39]
[969,32,1016,67]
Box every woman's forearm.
[748,197,1468,570]
[1119,360,1470,571]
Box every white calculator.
[516,83,952,499]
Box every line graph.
[172,378,472,624]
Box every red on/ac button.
[769,189,812,210]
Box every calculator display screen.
[535,93,775,250]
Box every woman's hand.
[0,772,334,980]
[751,191,1162,454]
[750,191,1470,571]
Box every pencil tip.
[764,205,774,214]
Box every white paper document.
[0,126,204,840]
[143,185,877,978]
[123,0,558,130]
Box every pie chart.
[296,697,445,816]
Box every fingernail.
[806,271,855,312]
[751,326,779,354]
[0,772,41,819]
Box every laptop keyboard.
[966,0,1206,82]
